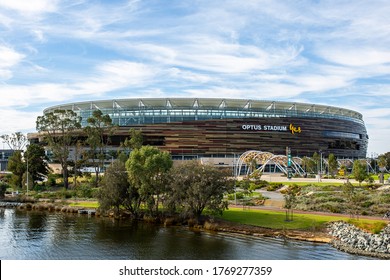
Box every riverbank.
[3,200,390,259]
[8,200,332,243]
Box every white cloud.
[0,109,39,135]
[0,45,24,68]
[0,60,157,108]
[0,0,58,15]
[318,48,390,67]
[0,45,24,80]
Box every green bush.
[227,192,244,200]
[0,182,9,198]
[266,183,283,191]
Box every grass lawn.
[219,208,387,233]
[273,181,355,187]
[68,201,99,208]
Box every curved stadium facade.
[39,98,368,160]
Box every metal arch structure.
[235,150,305,177]
[235,150,274,177]
[337,158,375,173]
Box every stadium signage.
[241,124,288,131]
[241,123,302,134]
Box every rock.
[328,221,390,258]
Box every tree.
[378,154,387,172]
[122,128,143,150]
[84,110,115,187]
[7,151,25,189]
[166,161,235,219]
[36,109,81,189]
[328,153,338,176]
[342,182,364,219]
[0,132,28,150]
[70,140,86,188]
[281,184,301,221]
[312,152,320,174]
[352,160,368,186]
[24,144,51,186]
[302,156,316,174]
[98,160,131,216]
[380,152,390,171]
[126,146,173,215]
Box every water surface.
[0,208,372,260]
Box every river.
[0,208,373,260]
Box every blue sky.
[0,0,389,155]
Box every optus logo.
[289,124,301,134]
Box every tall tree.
[302,156,316,174]
[84,110,115,187]
[328,153,338,176]
[36,109,81,189]
[312,152,320,174]
[352,160,368,186]
[166,161,235,219]
[126,146,172,215]
[98,160,131,216]
[7,151,25,189]
[24,144,51,186]
[0,132,28,151]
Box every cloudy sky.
[0,0,389,155]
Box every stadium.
[32,98,368,169]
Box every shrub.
[266,183,283,191]
[0,182,9,198]
[76,184,94,198]
[227,192,244,200]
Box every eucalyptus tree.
[166,160,235,219]
[24,143,51,186]
[0,132,28,151]
[98,160,131,216]
[126,146,172,215]
[36,109,81,189]
[7,151,25,189]
[84,110,115,187]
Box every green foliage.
[83,109,115,187]
[45,174,57,187]
[280,184,302,221]
[126,146,173,215]
[266,183,283,191]
[76,185,97,199]
[328,153,338,176]
[227,192,244,200]
[7,151,25,189]
[36,109,81,189]
[352,160,368,185]
[98,160,131,215]
[166,160,235,219]
[0,181,9,198]
[25,143,51,184]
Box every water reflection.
[0,208,373,260]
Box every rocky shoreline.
[328,221,390,259]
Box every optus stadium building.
[33,98,368,165]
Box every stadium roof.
[44,98,363,122]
